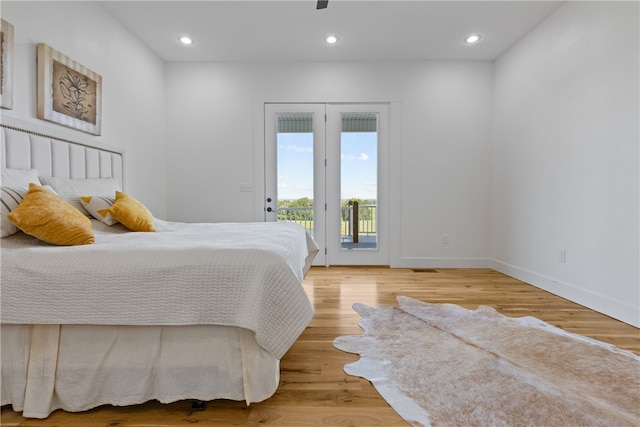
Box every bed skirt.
[1,324,280,419]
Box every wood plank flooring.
[2,267,638,426]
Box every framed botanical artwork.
[37,43,102,135]
[1,19,14,110]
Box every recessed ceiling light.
[326,35,338,45]
[465,34,481,44]
[179,36,193,45]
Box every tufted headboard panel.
[0,116,123,187]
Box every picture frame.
[37,43,102,135]
[1,19,14,110]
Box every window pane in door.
[340,113,378,250]
[276,113,315,238]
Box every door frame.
[264,103,327,266]
[261,102,390,266]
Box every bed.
[0,117,318,419]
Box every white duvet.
[1,219,318,359]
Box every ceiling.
[98,0,564,62]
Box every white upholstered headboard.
[0,116,123,187]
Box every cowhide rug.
[333,296,640,427]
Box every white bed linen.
[1,323,280,419]
[1,219,318,359]
[1,219,318,419]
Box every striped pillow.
[1,187,26,237]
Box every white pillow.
[1,168,40,189]
[79,195,118,225]
[1,187,26,237]
[38,177,121,216]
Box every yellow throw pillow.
[108,191,155,232]
[7,183,94,246]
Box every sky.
[277,132,377,201]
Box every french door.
[265,103,388,266]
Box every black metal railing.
[277,205,376,241]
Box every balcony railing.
[277,205,377,242]
[277,206,315,233]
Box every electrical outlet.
[442,233,449,245]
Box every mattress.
[2,219,318,359]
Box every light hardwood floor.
[2,267,638,426]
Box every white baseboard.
[491,259,640,328]
[393,257,491,269]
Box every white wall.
[1,1,167,217]
[165,61,493,267]
[492,1,640,326]
[400,63,492,267]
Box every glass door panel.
[276,114,316,238]
[340,113,378,250]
